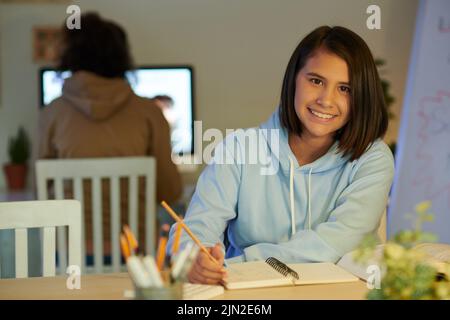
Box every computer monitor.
[39,66,195,159]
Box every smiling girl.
[168,26,395,284]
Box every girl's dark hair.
[279,26,388,160]
[58,12,133,78]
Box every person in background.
[38,12,182,257]
[153,94,183,150]
[153,95,176,126]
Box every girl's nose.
[317,88,334,108]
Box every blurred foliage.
[375,58,396,120]
[354,201,450,300]
[376,58,397,157]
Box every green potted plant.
[375,58,397,157]
[3,127,30,191]
[354,201,450,300]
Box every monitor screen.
[39,66,194,156]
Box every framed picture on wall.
[32,26,61,63]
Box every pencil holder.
[134,282,183,300]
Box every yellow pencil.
[171,222,183,254]
[120,234,131,260]
[156,224,170,270]
[161,201,221,266]
[123,225,139,254]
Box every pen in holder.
[126,256,184,300]
[120,222,200,300]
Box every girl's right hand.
[187,243,228,285]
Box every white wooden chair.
[0,200,82,278]
[35,157,156,274]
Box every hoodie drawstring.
[307,167,313,230]
[289,157,296,236]
[289,157,313,237]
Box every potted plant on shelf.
[3,127,31,191]
[375,58,397,157]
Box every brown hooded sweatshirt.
[38,71,182,254]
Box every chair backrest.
[35,157,156,274]
[0,200,81,278]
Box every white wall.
[0,0,419,189]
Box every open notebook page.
[224,261,358,290]
[224,261,293,290]
[413,243,450,262]
[289,263,358,285]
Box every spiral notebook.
[223,257,359,290]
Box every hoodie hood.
[259,107,350,175]
[62,71,133,120]
[259,107,351,236]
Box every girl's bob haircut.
[279,26,388,160]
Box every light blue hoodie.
[168,109,395,264]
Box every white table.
[0,273,369,300]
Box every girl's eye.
[309,78,323,86]
[339,86,351,94]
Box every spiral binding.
[265,257,299,280]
